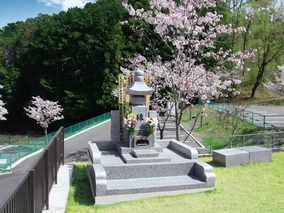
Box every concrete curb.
[43,164,74,213]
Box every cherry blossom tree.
[263,65,284,94]
[120,0,253,140]
[24,96,64,136]
[0,85,8,120]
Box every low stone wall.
[169,139,198,159]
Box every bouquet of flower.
[124,113,137,137]
[144,116,158,135]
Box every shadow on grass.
[202,160,225,168]
[71,163,95,206]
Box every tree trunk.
[44,128,48,144]
[251,65,266,98]
[160,129,164,139]
[251,81,260,98]
[173,100,180,141]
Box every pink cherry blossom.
[119,0,253,140]
[24,96,64,134]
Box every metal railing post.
[45,149,49,210]
[61,129,65,165]
[263,115,266,128]
[30,169,35,213]
[55,137,58,185]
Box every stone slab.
[88,141,101,164]
[104,162,195,180]
[95,188,214,205]
[119,153,171,164]
[237,146,272,163]
[111,110,121,142]
[105,175,208,196]
[118,142,163,154]
[213,148,249,167]
[132,149,159,158]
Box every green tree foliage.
[0,0,135,132]
[234,0,284,97]
[0,0,238,133]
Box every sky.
[0,0,96,29]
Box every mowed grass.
[181,105,262,140]
[66,152,284,213]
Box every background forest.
[0,0,283,134]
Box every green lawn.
[66,152,284,213]
[181,105,262,140]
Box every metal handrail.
[0,127,64,213]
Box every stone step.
[103,161,195,179]
[120,153,171,164]
[117,143,164,154]
[106,175,206,195]
[132,149,159,158]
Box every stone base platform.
[213,146,272,167]
[87,140,215,204]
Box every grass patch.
[66,152,284,213]
[0,135,42,146]
[65,162,95,213]
[238,85,284,106]
[181,105,262,139]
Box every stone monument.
[124,68,156,148]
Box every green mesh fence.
[64,112,110,138]
[200,131,284,154]
[0,112,110,173]
[207,101,284,129]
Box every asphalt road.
[64,120,111,163]
[245,105,284,128]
